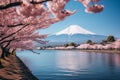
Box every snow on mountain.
[56,25,95,35]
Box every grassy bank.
[0,55,38,80]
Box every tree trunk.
[0,58,1,66]
[5,50,8,57]
[1,48,5,59]
[5,48,10,57]
[0,58,3,67]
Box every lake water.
[17,50,120,80]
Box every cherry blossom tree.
[0,0,104,60]
[76,39,120,50]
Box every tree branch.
[0,24,29,42]
[4,38,14,48]
[28,50,40,54]
[0,0,52,10]
[0,23,24,27]
[0,38,15,45]
[7,23,24,27]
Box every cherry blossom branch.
[28,50,40,54]
[0,24,28,42]
[0,23,24,27]
[7,23,24,27]
[0,0,52,10]
[0,38,15,45]
[4,38,14,48]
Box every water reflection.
[17,50,120,80]
[56,51,91,71]
[104,53,120,68]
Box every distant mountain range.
[44,25,108,46]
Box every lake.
[17,50,120,80]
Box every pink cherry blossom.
[78,0,104,13]
[92,0,100,2]
[85,4,104,13]
[78,0,90,7]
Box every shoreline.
[44,49,120,53]
[79,49,120,54]
[0,55,38,80]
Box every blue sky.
[39,0,120,38]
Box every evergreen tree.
[69,42,75,46]
[107,35,115,42]
[64,44,69,47]
[86,40,92,44]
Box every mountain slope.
[56,25,95,35]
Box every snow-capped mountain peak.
[56,25,95,35]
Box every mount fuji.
[56,25,95,35]
[45,25,107,46]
